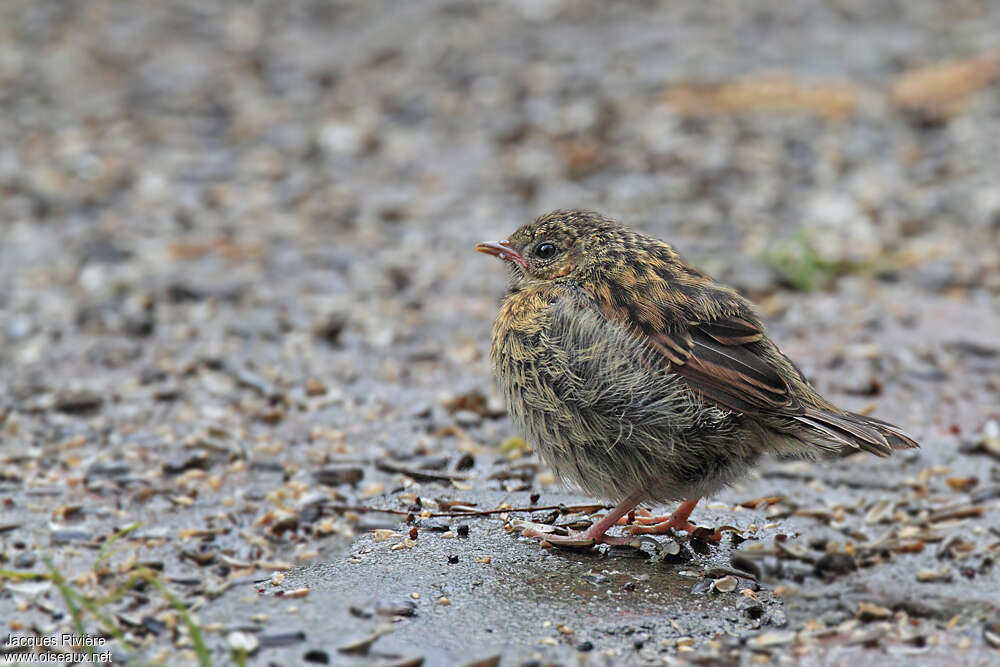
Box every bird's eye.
[534,243,557,259]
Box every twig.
[325,503,612,518]
[431,503,611,518]
[374,460,470,482]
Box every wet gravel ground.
[3,0,1000,665]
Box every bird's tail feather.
[795,408,919,457]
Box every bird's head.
[476,209,635,289]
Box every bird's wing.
[577,239,918,455]
[644,317,794,415]
[652,319,917,454]
[586,278,918,457]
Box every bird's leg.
[521,492,645,548]
[626,498,704,535]
[616,508,667,525]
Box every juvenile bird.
[477,210,918,548]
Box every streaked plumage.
[478,209,918,548]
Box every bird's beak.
[475,240,528,269]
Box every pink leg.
[627,498,703,535]
[616,507,668,525]
[521,492,645,548]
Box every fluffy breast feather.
[491,286,753,503]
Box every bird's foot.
[627,518,723,543]
[617,508,678,526]
[519,524,640,549]
[619,498,723,542]
[516,491,651,550]
[627,516,698,535]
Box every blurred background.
[4,0,1000,406]
[2,1,1000,663]
[3,1,1000,297]
[3,0,999,436]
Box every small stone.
[227,631,260,655]
[312,466,364,486]
[337,632,382,655]
[453,410,481,426]
[856,602,893,622]
[739,598,765,620]
[746,631,796,650]
[257,631,306,647]
[984,621,1000,649]
[965,420,1000,460]
[315,313,348,347]
[14,552,37,568]
[375,600,417,617]
[731,553,762,580]
[305,379,327,396]
[163,452,210,475]
[437,597,451,605]
[462,656,500,667]
[936,534,970,560]
[53,389,104,415]
[864,499,893,524]
[710,575,739,593]
[916,567,953,583]
[441,390,496,416]
[348,605,373,619]
[303,649,329,664]
[657,539,682,557]
[690,578,713,595]
[945,476,978,492]
[5,581,53,597]
[86,461,132,480]
[814,552,857,579]
[50,527,94,544]
[279,588,309,599]
[417,519,450,532]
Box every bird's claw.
[627,519,727,544]
[627,519,699,535]
[518,524,643,550]
[520,525,596,548]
